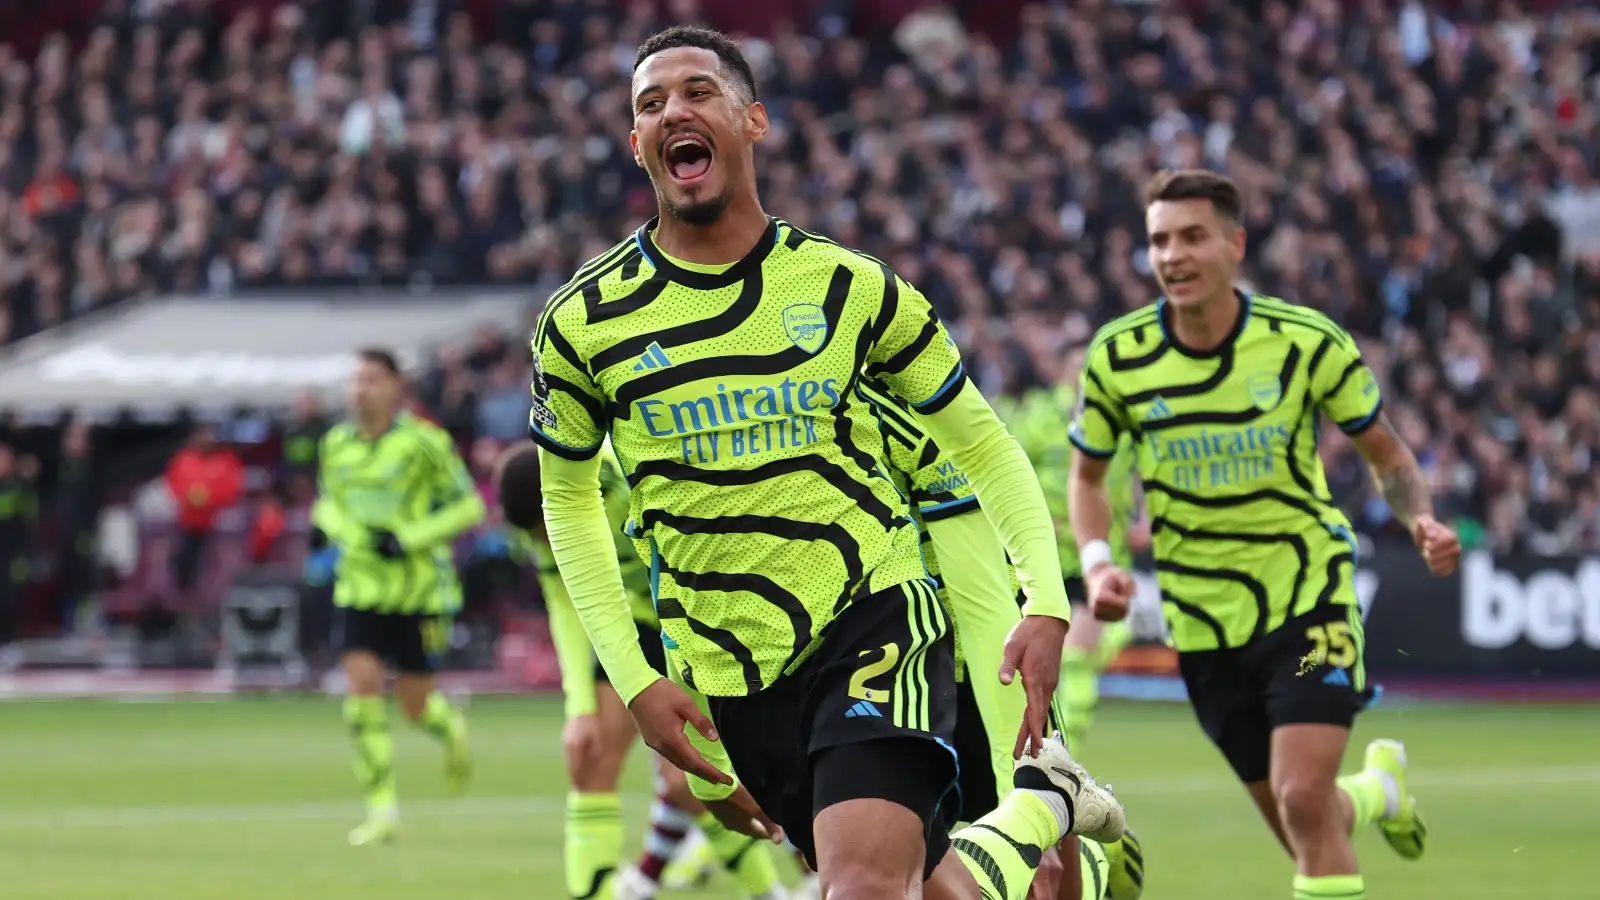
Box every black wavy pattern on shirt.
[610,263,854,414]
[586,270,761,371]
[1143,478,1323,522]
[628,453,899,531]
[646,510,861,683]
[1139,345,1302,433]
[658,558,809,689]
[1122,345,1234,404]
[1150,516,1310,642]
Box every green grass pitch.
[0,695,1594,899]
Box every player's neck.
[1169,287,1242,353]
[651,194,769,266]
[356,411,396,439]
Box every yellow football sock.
[565,792,622,899]
[1078,838,1111,900]
[1337,771,1386,832]
[1293,873,1365,900]
[414,690,464,743]
[952,791,1061,900]
[696,812,784,897]
[342,695,395,814]
[1059,647,1098,754]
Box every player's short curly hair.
[633,25,757,105]
[494,441,543,531]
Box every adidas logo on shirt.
[843,701,883,719]
[633,341,673,371]
[1143,397,1173,421]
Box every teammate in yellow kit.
[1000,351,1143,756]
[494,441,791,900]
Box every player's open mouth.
[1165,272,1199,289]
[664,134,714,185]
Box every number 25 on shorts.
[848,643,900,703]
[1303,621,1357,670]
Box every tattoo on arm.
[1368,416,1433,531]
[1379,466,1432,532]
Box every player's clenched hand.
[1086,562,1135,622]
[1413,515,1461,576]
[627,679,734,789]
[562,714,604,773]
[370,529,407,560]
[704,785,786,844]
[1000,614,1070,759]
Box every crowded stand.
[0,0,1594,658]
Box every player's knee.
[1273,777,1338,835]
[821,860,917,900]
[658,765,700,811]
[397,697,426,722]
[568,748,624,792]
[342,659,384,696]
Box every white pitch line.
[0,795,573,830]
[1115,764,1600,795]
[2,764,1596,831]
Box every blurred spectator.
[0,0,1591,567]
[280,390,329,478]
[459,435,518,623]
[54,420,100,631]
[0,442,37,668]
[249,486,289,565]
[164,423,243,592]
[475,357,533,442]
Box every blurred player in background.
[494,441,794,900]
[1070,171,1460,900]
[999,348,1144,756]
[858,378,1145,900]
[528,25,1121,900]
[311,347,483,846]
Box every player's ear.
[1229,223,1247,263]
[630,130,644,169]
[745,101,769,143]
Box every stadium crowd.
[0,0,1596,561]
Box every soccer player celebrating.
[1001,350,1143,756]
[493,441,792,900]
[856,378,1146,900]
[311,348,483,845]
[528,25,1123,900]
[1069,170,1460,900]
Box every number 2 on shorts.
[1304,621,1356,669]
[847,643,900,703]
